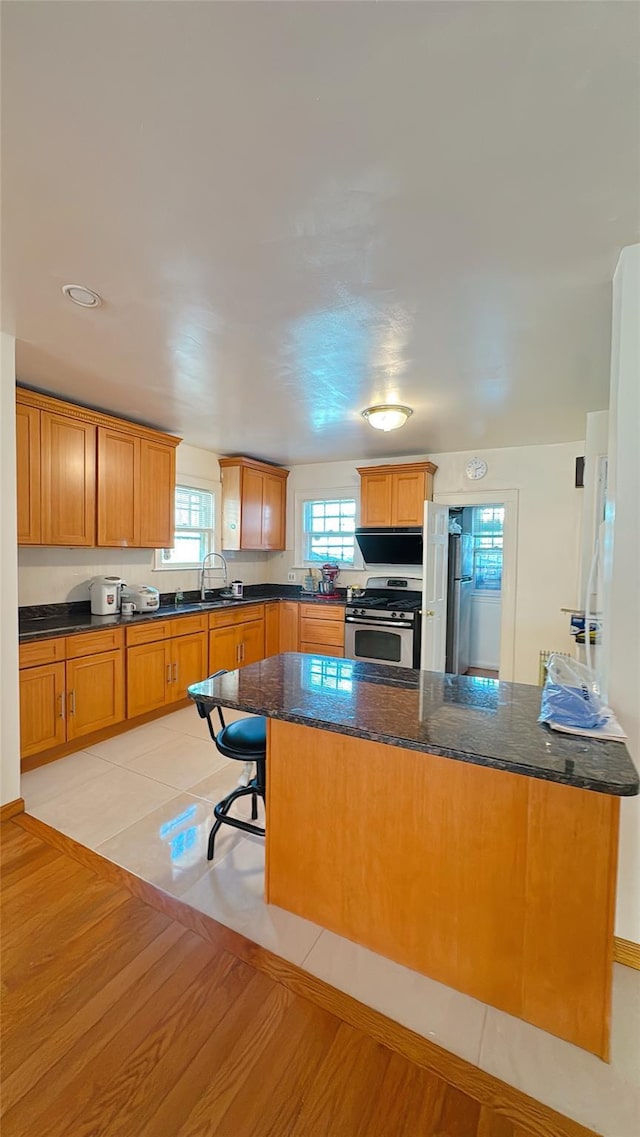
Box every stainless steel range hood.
[355,527,423,566]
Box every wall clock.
[465,457,488,481]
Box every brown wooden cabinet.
[219,457,288,551]
[18,630,124,759]
[126,615,208,717]
[357,461,438,528]
[138,438,176,548]
[41,412,96,546]
[208,604,265,670]
[16,403,41,544]
[299,603,344,657]
[19,661,66,758]
[279,601,300,653]
[16,388,180,548]
[66,650,125,740]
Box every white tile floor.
[21,707,640,1137]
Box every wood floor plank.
[151,973,293,1137]
[0,921,187,1114]
[2,890,150,1066]
[40,952,243,1137]
[1,930,220,1137]
[208,996,342,1137]
[291,1021,393,1137]
[2,817,599,1137]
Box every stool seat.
[217,717,266,759]
[192,673,267,862]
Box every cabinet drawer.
[299,642,345,658]
[168,613,208,637]
[126,620,169,646]
[299,617,345,647]
[66,627,124,658]
[19,637,66,669]
[298,603,343,622]
[209,603,265,629]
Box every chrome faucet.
[200,551,228,600]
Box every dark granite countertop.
[18,589,345,643]
[187,653,639,797]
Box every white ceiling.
[2,1,639,464]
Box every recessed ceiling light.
[361,404,413,431]
[62,284,103,308]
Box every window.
[471,506,504,591]
[155,486,214,569]
[302,497,357,567]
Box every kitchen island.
[188,653,638,1060]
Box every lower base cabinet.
[19,661,66,758]
[19,630,125,758]
[66,650,125,740]
[127,628,207,718]
[208,605,265,671]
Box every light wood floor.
[465,667,500,679]
[1,816,596,1137]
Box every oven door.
[345,618,414,668]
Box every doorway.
[432,489,518,682]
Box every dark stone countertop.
[188,653,639,798]
[18,589,345,643]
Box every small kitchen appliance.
[120,584,160,613]
[231,580,244,598]
[345,576,422,669]
[318,563,340,596]
[88,576,126,616]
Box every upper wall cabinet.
[16,402,41,544]
[16,388,180,548]
[219,456,289,551]
[357,461,438,528]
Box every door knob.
[425,610,435,617]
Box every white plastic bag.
[539,655,608,731]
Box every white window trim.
[153,475,221,572]
[293,487,364,571]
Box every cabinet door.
[262,474,286,550]
[97,427,140,547]
[279,602,299,652]
[139,439,176,548]
[391,470,426,526]
[360,473,393,527]
[239,618,265,666]
[16,404,41,544]
[41,413,96,545]
[66,650,125,740]
[240,467,264,549]
[170,632,208,703]
[19,662,66,758]
[264,603,280,657]
[127,641,171,718]
[208,626,240,673]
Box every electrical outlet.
[287,571,296,582]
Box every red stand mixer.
[318,563,340,597]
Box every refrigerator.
[445,533,473,674]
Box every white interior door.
[421,502,449,671]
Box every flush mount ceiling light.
[62,284,103,308]
[361,404,413,432]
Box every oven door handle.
[345,617,413,629]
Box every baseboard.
[614,936,640,970]
[1,797,25,821]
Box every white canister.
[231,580,244,598]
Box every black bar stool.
[193,672,267,862]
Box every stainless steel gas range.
[344,576,422,669]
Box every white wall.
[1,334,21,806]
[270,441,584,685]
[601,245,640,944]
[17,444,268,606]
